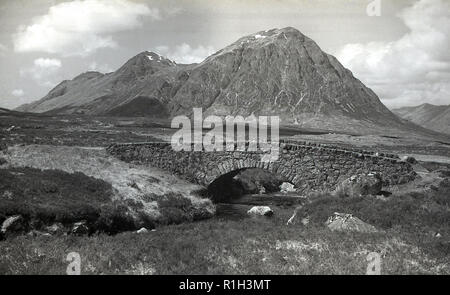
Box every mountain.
[16,52,180,118]
[393,103,450,135]
[17,27,406,133]
[0,107,28,116]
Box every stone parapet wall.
[107,140,416,193]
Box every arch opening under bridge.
[106,140,417,195]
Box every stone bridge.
[106,140,416,193]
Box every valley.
[1,111,449,274]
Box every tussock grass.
[0,167,113,225]
[302,179,450,233]
[0,211,448,275]
[3,145,214,221]
[0,166,214,236]
[1,178,449,274]
[0,167,147,235]
[157,193,214,225]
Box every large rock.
[257,182,266,195]
[1,215,26,236]
[401,156,417,164]
[27,230,52,237]
[71,221,89,236]
[45,223,65,235]
[280,182,296,193]
[136,227,149,234]
[335,173,382,197]
[247,206,274,217]
[326,213,378,233]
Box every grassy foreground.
[0,167,213,236]
[0,180,448,275]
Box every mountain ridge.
[393,103,450,135]
[17,27,408,134]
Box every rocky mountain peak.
[236,27,307,45]
[17,27,410,134]
[116,51,176,75]
[109,51,176,85]
[142,51,176,66]
[203,27,326,74]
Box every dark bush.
[303,188,450,231]
[135,211,156,230]
[142,193,158,202]
[159,207,192,225]
[0,167,121,234]
[95,204,137,234]
[157,193,195,225]
[158,193,192,209]
[124,199,144,210]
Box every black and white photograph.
[0,0,449,278]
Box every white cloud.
[12,89,24,97]
[34,57,62,69]
[337,0,450,108]
[0,43,7,55]
[13,0,159,56]
[88,61,114,73]
[20,57,62,86]
[155,43,215,64]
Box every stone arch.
[200,158,298,188]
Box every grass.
[0,166,215,237]
[305,181,450,233]
[0,180,448,274]
[301,179,450,260]
[0,148,448,274]
[0,167,149,235]
[0,167,113,223]
[157,193,213,225]
[3,144,213,223]
[0,113,162,148]
[0,213,448,275]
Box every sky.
[0,0,449,110]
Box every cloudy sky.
[0,0,449,109]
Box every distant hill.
[17,27,415,134]
[393,103,450,135]
[0,107,24,116]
